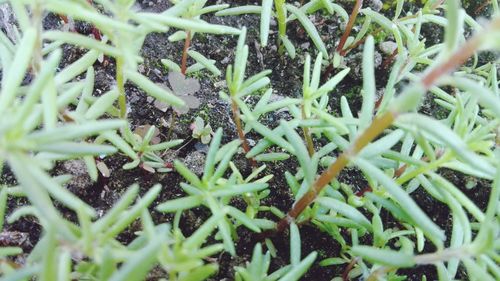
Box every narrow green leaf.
[27,120,126,144]
[227,206,261,233]
[161,58,181,73]
[156,196,203,212]
[211,183,268,197]
[286,4,328,58]
[143,14,241,34]
[359,36,376,131]
[92,185,139,233]
[444,0,462,52]
[203,128,222,182]
[125,70,185,107]
[279,252,317,281]
[354,158,445,245]
[281,121,314,184]
[188,50,221,76]
[103,185,161,240]
[108,226,167,281]
[255,153,290,162]
[85,89,119,120]
[0,28,36,115]
[36,142,117,156]
[290,223,301,266]
[101,131,138,160]
[281,35,296,58]
[215,5,262,16]
[260,0,273,46]
[351,246,416,267]
[185,210,226,249]
[54,49,100,85]
[316,197,372,231]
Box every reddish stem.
[354,185,372,197]
[275,112,396,233]
[421,36,481,88]
[231,99,257,168]
[381,49,399,70]
[336,0,363,56]
[267,9,498,238]
[181,30,191,75]
[342,258,360,281]
[301,106,315,156]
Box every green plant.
[216,0,341,58]
[235,223,317,281]
[156,129,274,255]
[221,27,272,166]
[263,6,500,281]
[1,0,499,280]
[161,0,230,76]
[191,116,214,144]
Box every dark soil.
[0,0,494,280]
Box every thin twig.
[301,106,315,156]
[337,0,363,56]
[231,99,257,168]
[181,30,191,75]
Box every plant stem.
[414,247,471,264]
[301,106,315,156]
[231,98,256,168]
[395,152,451,185]
[342,257,360,281]
[275,112,396,233]
[181,30,191,75]
[116,57,127,119]
[366,267,394,281]
[421,35,482,88]
[336,0,363,56]
[167,111,177,140]
[271,17,498,235]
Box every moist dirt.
[0,0,494,280]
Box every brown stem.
[474,0,492,16]
[181,30,191,75]
[59,14,69,24]
[301,106,315,156]
[342,257,360,281]
[421,35,482,88]
[366,267,394,281]
[336,0,363,56]
[231,99,257,168]
[271,17,499,236]
[276,112,396,233]
[381,49,399,70]
[341,36,366,55]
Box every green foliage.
[0,0,499,280]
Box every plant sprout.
[191,116,214,144]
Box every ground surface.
[0,0,495,280]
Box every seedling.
[191,116,214,144]
[221,27,271,167]
[161,0,230,76]
[0,0,499,280]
